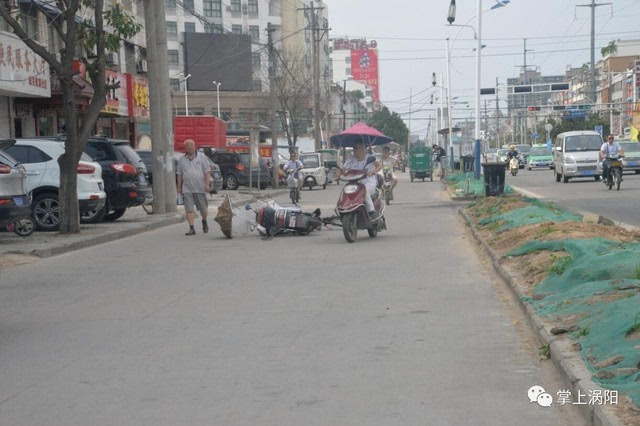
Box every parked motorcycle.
[336,168,386,243]
[604,155,623,190]
[508,157,519,176]
[285,168,300,204]
[4,216,35,237]
[382,166,394,205]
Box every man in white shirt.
[340,139,382,219]
[600,134,624,182]
[283,151,304,192]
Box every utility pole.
[577,0,612,103]
[143,0,165,213]
[299,2,325,151]
[267,23,279,188]
[152,0,177,212]
[523,38,528,144]
[408,88,413,147]
[484,99,488,142]
[495,77,500,149]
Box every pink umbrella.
[330,122,393,148]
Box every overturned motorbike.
[248,201,322,238]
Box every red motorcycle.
[336,169,386,243]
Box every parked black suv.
[82,137,152,222]
[207,151,271,190]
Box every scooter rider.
[506,144,519,163]
[600,134,624,182]
[381,146,398,190]
[284,150,304,192]
[340,138,382,219]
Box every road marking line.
[510,185,546,200]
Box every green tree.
[0,1,140,234]
[532,113,609,142]
[601,40,618,57]
[367,107,409,147]
[349,90,364,101]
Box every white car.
[299,152,328,190]
[5,139,106,231]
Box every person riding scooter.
[506,144,519,164]
[381,146,398,191]
[600,134,624,183]
[340,138,382,219]
[284,150,304,193]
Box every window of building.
[168,50,179,64]
[346,68,351,75]
[205,24,223,34]
[167,21,177,35]
[184,22,196,33]
[345,57,351,63]
[252,80,262,91]
[165,0,176,8]
[19,4,41,42]
[232,25,243,35]
[248,0,259,15]
[230,0,241,13]
[170,78,180,90]
[183,0,194,12]
[252,52,261,67]
[203,0,222,17]
[249,25,259,41]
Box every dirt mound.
[500,249,566,297]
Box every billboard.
[101,70,128,116]
[0,32,50,98]
[126,74,149,118]
[351,49,379,104]
[184,33,252,92]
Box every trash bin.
[482,162,506,196]
[462,155,474,172]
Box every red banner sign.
[351,49,379,104]
[126,74,149,118]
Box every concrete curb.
[24,214,185,259]
[458,209,624,426]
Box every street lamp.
[212,81,222,118]
[180,72,191,116]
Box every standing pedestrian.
[177,139,210,236]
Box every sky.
[327,0,640,134]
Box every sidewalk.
[0,188,287,269]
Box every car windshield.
[620,142,640,153]
[515,145,532,153]
[565,135,602,152]
[529,148,550,156]
[300,155,320,168]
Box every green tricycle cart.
[409,146,433,182]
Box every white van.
[299,152,327,190]
[552,131,603,183]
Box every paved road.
[0,173,581,425]
[506,166,640,227]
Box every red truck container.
[173,115,227,152]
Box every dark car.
[207,151,271,190]
[0,141,31,229]
[81,137,152,222]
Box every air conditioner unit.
[137,59,148,73]
[106,52,119,65]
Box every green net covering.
[478,198,582,232]
[508,238,640,405]
[445,172,514,196]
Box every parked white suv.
[4,139,106,231]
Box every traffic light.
[514,85,532,93]
[551,83,569,91]
[527,106,540,111]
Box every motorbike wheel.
[367,226,378,238]
[342,213,357,243]
[290,188,298,205]
[385,191,391,205]
[614,170,621,191]
[13,217,35,237]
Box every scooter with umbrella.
[330,123,391,243]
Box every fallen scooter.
[247,200,322,239]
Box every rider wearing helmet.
[506,144,519,163]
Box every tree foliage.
[532,114,610,141]
[601,40,618,57]
[273,50,310,147]
[349,90,364,100]
[367,106,409,147]
[0,1,140,233]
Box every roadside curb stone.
[459,208,624,426]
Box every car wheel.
[554,167,561,182]
[32,193,60,231]
[81,204,107,223]
[103,208,127,222]
[226,173,239,190]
